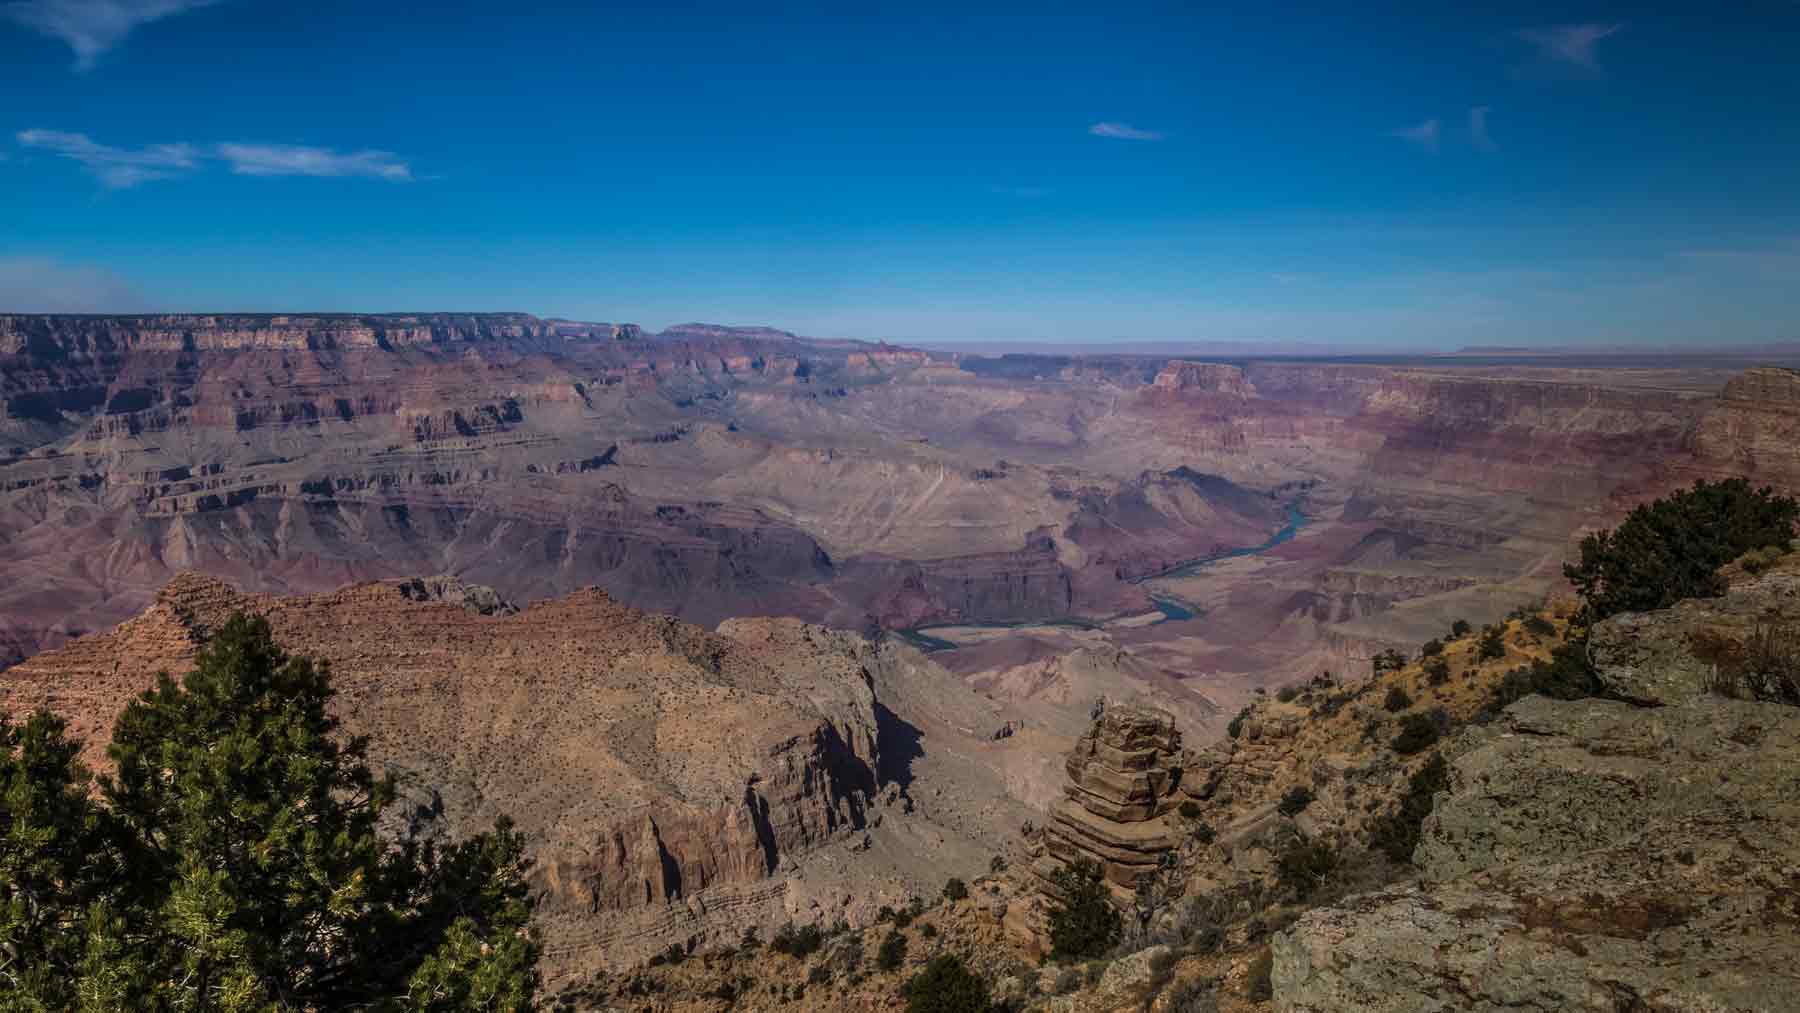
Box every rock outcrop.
[1033,706,1187,895]
[1273,561,1800,1012]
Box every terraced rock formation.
[1031,705,1188,896]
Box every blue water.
[1129,502,1308,583]
[1148,595,1198,621]
[895,501,1308,651]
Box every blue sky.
[2,2,1798,348]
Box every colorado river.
[896,501,1309,652]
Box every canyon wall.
[6,316,1800,710]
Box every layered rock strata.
[1032,706,1188,895]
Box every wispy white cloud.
[2,0,224,71]
[1515,23,1622,72]
[16,130,419,187]
[0,256,144,311]
[1386,118,1440,153]
[216,143,413,181]
[1089,122,1165,142]
[1469,106,1497,152]
[16,128,198,187]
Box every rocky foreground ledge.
[1274,564,1800,1012]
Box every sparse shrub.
[943,877,969,902]
[1245,949,1274,1000]
[920,923,938,939]
[772,922,825,958]
[905,954,990,1013]
[1192,821,1216,845]
[1740,544,1786,574]
[1702,622,1800,706]
[1477,625,1506,661]
[710,976,747,1001]
[1147,948,1178,993]
[807,964,833,985]
[1177,800,1202,821]
[990,854,1008,873]
[1047,859,1121,961]
[1276,785,1314,817]
[1371,649,1408,675]
[1275,684,1300,703]
[741,926,761,950]
[1053,967,1082,995]
[1424,657,1451,686]
[1522,614,1557,638]
[1275,840,1338,901]
[1167,977,1218,1013]
[893,908,915,928]
[1489,636,1604,711]
[1227,706,1251,739]
[1420,638,1444,657]
[1383,685,1413,713]
[1391,713,1440,755]
[1367,753,1450,864]
[877,930,908,972]
[1450,619,1473,639]
[1566,478,1799,621]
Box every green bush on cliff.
[1367,753,1451,864]
[1477,625,1507,661]
[1275,839,1338,901]
[1226,706,1251,739]
[1046,859,1122,961]
[1383,685,1413,712]
[1424,656,1452,685]
[1391,713,1440,754]
[1565,477,1799,622]
[1490,636,1605,710]
[0,613,539,1011]
[1370,649,1408,676]
[1276,785,1315,817]
[773,922,825,957]
[1245,948,1274,1000]
[877,929,908,971]
[905,954,990,1013]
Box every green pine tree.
[0,613,541,1011]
